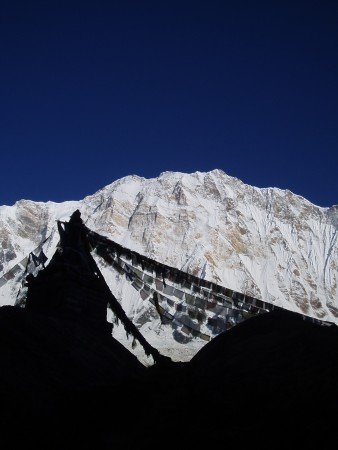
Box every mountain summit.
[0,170,337,358]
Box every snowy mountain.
[0,170,337,359]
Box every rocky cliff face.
[0,170,337,330]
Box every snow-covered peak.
[0,170,337,328]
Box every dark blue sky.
[1,1,337,207]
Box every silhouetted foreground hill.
[189,310,338,446]
[1,307,337,449]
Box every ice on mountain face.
[0,171,337,340]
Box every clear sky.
[1,1,337,207]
